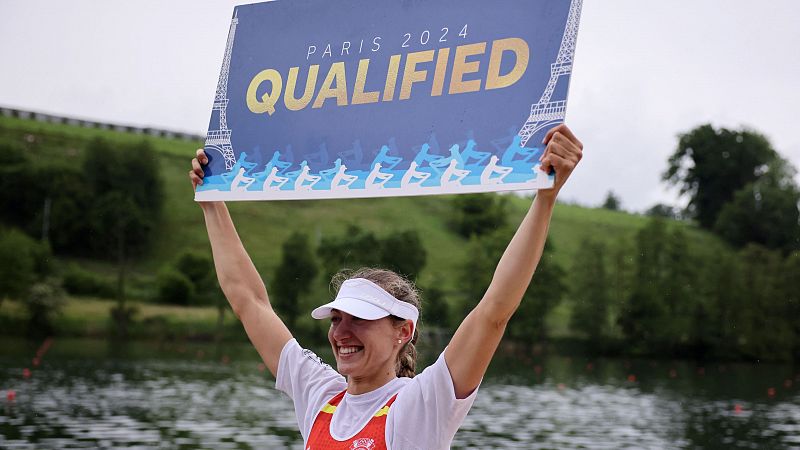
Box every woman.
[188,124,583,449]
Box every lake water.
[1,338,798,449]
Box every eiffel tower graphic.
[204,11,238,170]
[517,0,583,147]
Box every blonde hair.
[332,267,421,378]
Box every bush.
[0,228,51,299]
[24,277,65,337]
[156,269,195,305]
[150,252,219,307]
[62,264,116,298]
[175,252,214,285]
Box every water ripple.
[2,344,798,449]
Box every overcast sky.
[1,0,798,211]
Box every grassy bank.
[0,297,244,341]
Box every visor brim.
[311,297,390,321]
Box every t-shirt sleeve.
[275,338,346,440]
[387,350,480,450]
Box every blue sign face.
[195,0,582,201]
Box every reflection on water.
[1,338,798,449]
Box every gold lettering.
[284,65,319,111]
[485,38,529,90]
[431,48,450,97]
[351,59,380,105]
[312,62,349,108]
[382,54,402,102]
[449,42,486,95]
[246,69,282,115]
[400,50,435,100]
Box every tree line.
[572,219,800,361]
[588,124,800,360]
[1,124,798,361]
[0,137,164,336]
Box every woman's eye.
[331,317,341,324]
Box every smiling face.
[328,310,407,388]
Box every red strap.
[307,391,399,450]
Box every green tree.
[91,192,142,337]
[273,232,319,328]
[42,166,94,254]
[457,228,563,342]
[379,230,427,280]
[508,237,564,342]
[450,193,508,238]
[663,124,779,229]
[0,228,38,301]
[698,246,742,358]
[736,244,793,360]
[618,219,703,352]
[569,239,610,341]
[714,163,800,252]
[82,138,163,336]
[318,225,381,279]
[645,203,679,220]
[618,218,669,349]
[0,143,93,253]
[608,237,634,327]
[660,227,698,347]
[781,252,800,359]
[84,138,163,258]
[601,191,621,211]
[0,227,52,316]
[456,233,502,317]
[422,284,450,329]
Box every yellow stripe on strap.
[321,404,337,414]
[373,406,390,417]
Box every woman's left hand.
[538,123,583,199]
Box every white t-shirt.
[275,339,478,450]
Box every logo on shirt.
[302,349,332,370]
[350,437,375,450]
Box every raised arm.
[444,124,583,398]
[190,150,292,377]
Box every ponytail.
[396,332,419,378]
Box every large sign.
[195,0,583,201]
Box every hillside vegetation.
[0,115,727,344]
[1,115,699,285]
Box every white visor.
[311,278,419,333]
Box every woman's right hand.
[189,148,209,191]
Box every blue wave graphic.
[198,129,553,193]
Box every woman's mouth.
[338,346,363,356]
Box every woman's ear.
[396,320,413,342]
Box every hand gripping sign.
[195,0,583,201]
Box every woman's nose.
[332,318,352,339]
